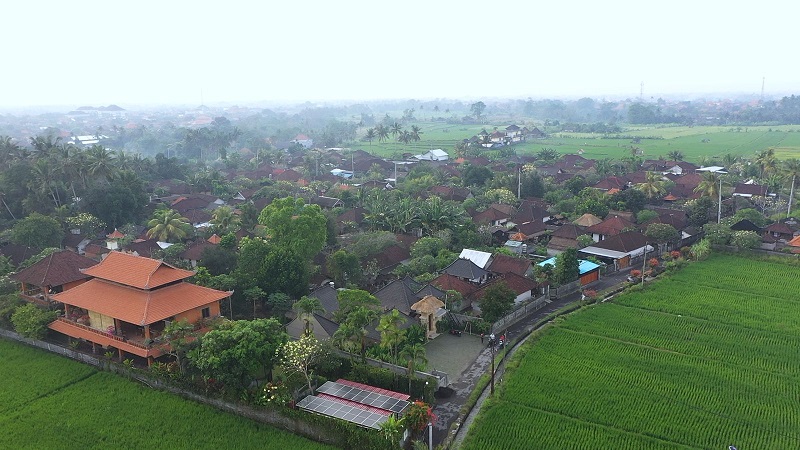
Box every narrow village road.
[433,268,634,448]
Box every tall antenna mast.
[760,77,765,102]
[640,81,644,101]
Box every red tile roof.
[51,279,229,326]
[585,216,635,237]
[488,254,532,277]
[81,252,194,289]
[106,228,125,239]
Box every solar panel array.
[317,381,410,414]
[297,396,388,429]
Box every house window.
[202,307,210,319]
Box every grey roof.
[416,284,446,299]
[308,284,340,319]
[373,279,419,314]
[443,258,489,280]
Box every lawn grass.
[460,254,800,450]
[0,339,334,450]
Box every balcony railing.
[54,317,148,350]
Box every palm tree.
[399,343,428,394]
[29,159,62,208]
[210,205,241,234]
[410,125,423,142]
[377,309,406,363]
[375,124,389,143]
[364,128,376,145]
[783,158,800,217]
[147,208,191,242]
[755,148,776,179]
[398,130,411,146]
[86,145,116,182]
[390,122,402,138]
[667,150,684,161]
[694,171,721,199]
[594,158,614,177]
[293,296,324,334]
[635,172,667,200]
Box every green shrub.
[11,304,57,339]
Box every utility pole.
[517,166,522,199]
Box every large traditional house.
[49,252,231,365]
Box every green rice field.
[355,122,800,163]
[0,339,334,450]
[460,255,800,450]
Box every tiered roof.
[81,251,195,289]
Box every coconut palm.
[783,158,800,217]
[375,124,389,143]
[147,208,191,242]
[364,128,376,145]
[667,150,684,161]
[755,148,776,178]
[86,144,116,182]
[29,159,62,207]
[694,171,721,199]
[293,296,325,334]
[594,158,614,177]
[410,125,423,142]
[210,205,241,234]
[377,309,406,363]
[399,343,428,393]
[390,122,402,138]
[635,172,667,199]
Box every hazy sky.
[2,0,798,108]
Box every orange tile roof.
[106,228,126,239]
[207,234,221,244]
[788,235,800,247]
[81,252,195,289]
[52,279,229,325]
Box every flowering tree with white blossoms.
[279,333,325,390]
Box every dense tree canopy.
[11,213,63,250]
[188,318,287,392]
[478,281,516,323]
[258,197,327,260]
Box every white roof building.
[414,149,449,161]
[458,249,493,269]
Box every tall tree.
[11,213,63,250]
[188,318,287,391]
[364,128,376,145]
[258,197,327,260]
[390,122,402,138]
[553,247,579,285]
[470,101,486,121]
[399,343,428,393]
[293,295,325,333]
[478,281,516,323]
[377,309,406,364]
[783,158,800,217]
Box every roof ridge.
[40,252,56,286]
[141,290,153,325]
[144,259,164,289]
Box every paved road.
[431,267,634,448]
